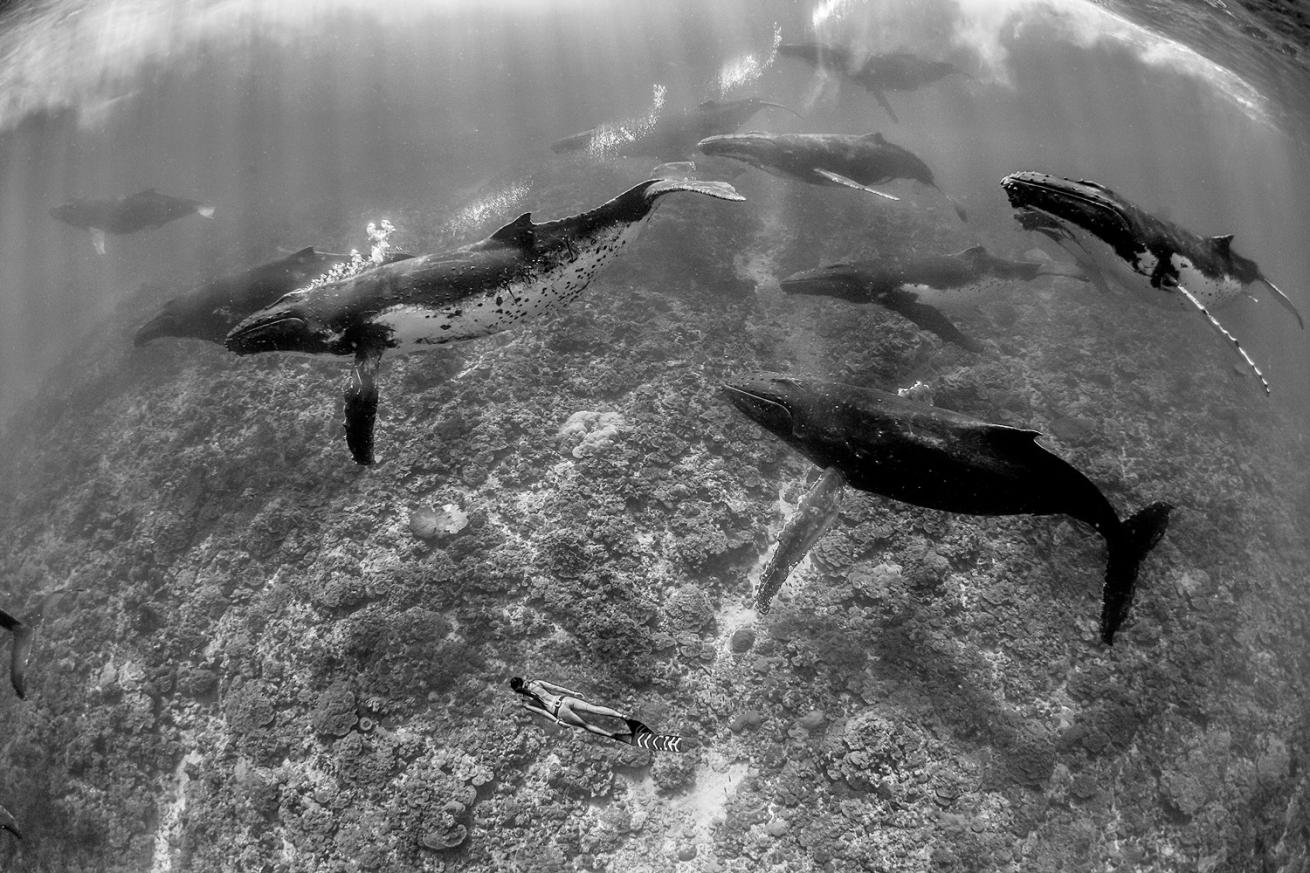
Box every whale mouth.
[225,316,313,355]
[697,135,770,164]
[780,267,866,302]
[722,378,797,437]
[133,312,178,347]
[1002,172,1131,239]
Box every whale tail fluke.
[644,178,745,203]
[1100,502,1172,644]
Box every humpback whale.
[778,42,966,123]
[781,245,1086,351]
[698,131,965,219]
[227,178,746,465]
[724,373,1172,644]
[50,188,215,254]
[0,607,34,699]
[134,247,360,346]
[551,97,800,161]
[1003,171,1303,394]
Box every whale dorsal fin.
[1210,234,1234,254]
[289,246,316,259]
[490,212,534,247]
[862,132,887,143]
[953,244,987,257]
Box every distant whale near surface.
[699,131,966,220]
[724,373,1172,644]
[1003,171,1302,394]
[777,42,967,123]
[550,97,799,161]
[50,188,215,254]
[227,178,746,465]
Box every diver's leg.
[568,698,628,721]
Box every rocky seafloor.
[1,158,1308,873]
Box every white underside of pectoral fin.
[1173,281,1271,396]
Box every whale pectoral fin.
[643,179,746,202]
[0,803,20,840]
[870,89,900,124]
[343,339,385,465]
[945,195,968,223]
[8,623,33,699]
[90,228,107,255]
[881,290,983,352]
[813,169,900,202]
[754,467,847,613]
[1172,281,1271,396]
[1257,276,1304,329]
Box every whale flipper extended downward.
[725,373,1172,644]
[228,178,745,464]
[0,607,33,699]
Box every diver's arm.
[537,680,586,698]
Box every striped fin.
[626,718,695,753]
[631,730,692,753]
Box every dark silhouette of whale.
[227,178,746,465]
[0,803,19,840]
[134,247,360,346]
[1003,171,1303,395]
[780,245,1086,351]
[778,42,967,123]
[0,607,34,699]
[698,131,966,219]
[50,188,215,253]
[724,373,1172,644]
[551,97,800,161]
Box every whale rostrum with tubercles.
[1003,171,1303,394]
[226,178,746,465]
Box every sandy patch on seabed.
[149,748,203,873]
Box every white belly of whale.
[1058,224,1244,311]
[374,221,647,353]
[901,278,1006,310]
